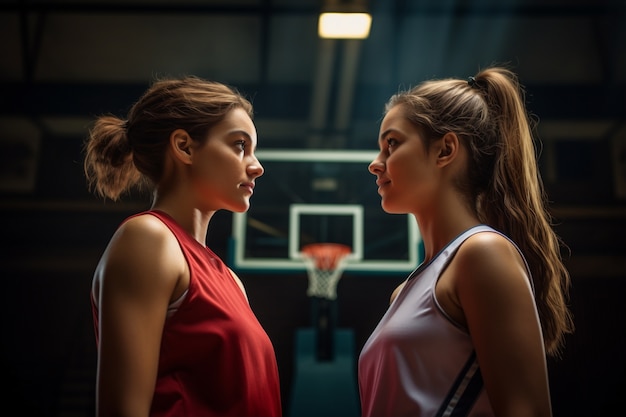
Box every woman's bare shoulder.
[452,230,532,300]
[457,231,524,270]
[97,213,185,290]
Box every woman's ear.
[436,132,460,167]
[169,129,193,164]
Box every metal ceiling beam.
[0,82,624,120]
[1,2,621,17]
[0,2,319,15]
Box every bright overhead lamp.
[318,12,372,39]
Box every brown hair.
[83,75,253,200]
[386,66,573,356]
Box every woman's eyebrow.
[379,128,398,141]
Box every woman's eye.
[236,140,246,151]
[387,138,398,149]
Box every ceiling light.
[318,12,372,39]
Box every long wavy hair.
[386,66,574,356]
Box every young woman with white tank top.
[359,67,573,417]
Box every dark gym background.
[1,1,624,416]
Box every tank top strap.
[413,225,496,280]
[438,224,534,294]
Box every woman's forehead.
[380,105,408,131]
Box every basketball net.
[301,243,351,300]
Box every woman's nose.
[368,158,384,175]
[249,157,264,178]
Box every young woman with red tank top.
[84,76,281,417]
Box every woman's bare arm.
[95,215,186,417]
[453,232,552,417]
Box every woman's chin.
[381,201,404,215]
[230,201,251,213]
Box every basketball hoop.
[301,243,351,300]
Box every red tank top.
[93,210,282,417]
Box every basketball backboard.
[229,149,423,276]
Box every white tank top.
[358,225,532,417]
